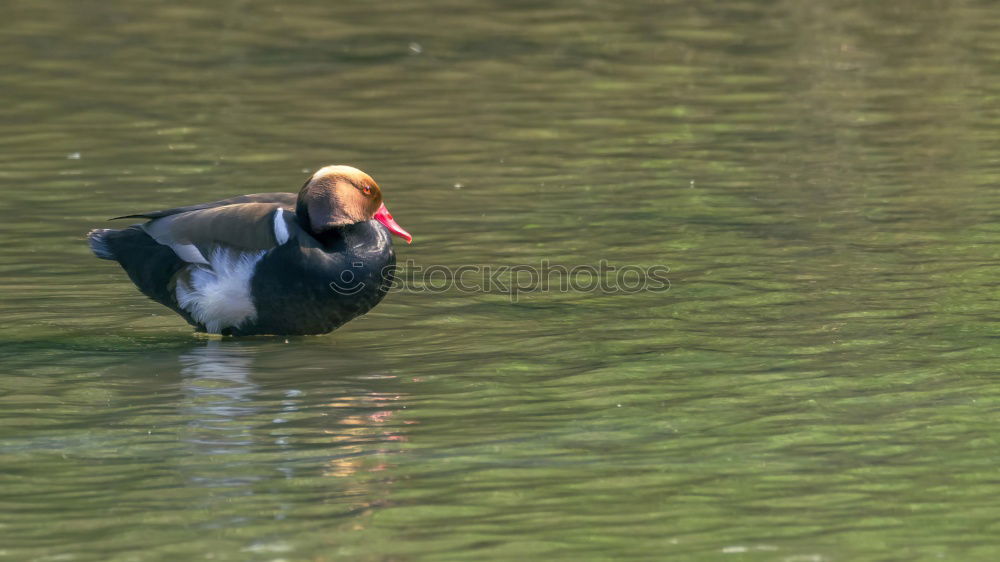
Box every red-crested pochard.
[87,165,412,335]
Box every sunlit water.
[2,1,999,560]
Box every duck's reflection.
[178,342,261,489]
[174,340,409,522]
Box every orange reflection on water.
[320,391,410,479]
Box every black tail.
[85,226,197,326]
[87,229,117,260]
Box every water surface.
[2,1,999,560]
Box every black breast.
[236,220,396,336]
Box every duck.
[87,165,412,336]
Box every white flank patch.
[175,248,265,333]
[273,208,289,245]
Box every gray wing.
[111,192,298,220]
[139,201,301,265]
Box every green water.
[2,0,999,560]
